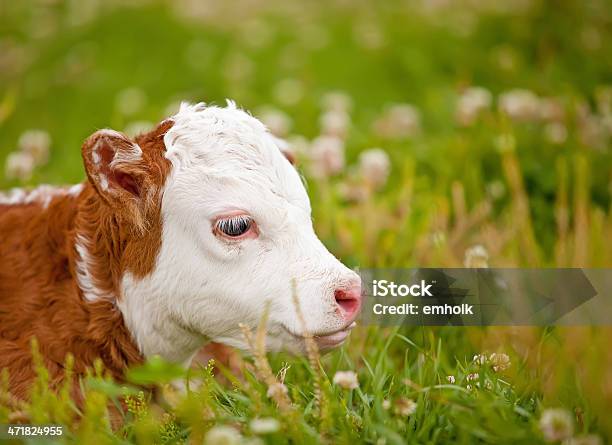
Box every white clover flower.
[489,353,511,372]
[204,425,241,445]
[465,245,489,268]
[373,104,421,139]
[258,108,292,138]
[266,382,288,399]
[18,129,51,166]
[115,87,147,116]
[320,110,350,139]
[545,122,568,145]
[321,91,352,113]
[466,373,479,381]
[5,151,35,181]
[249,417,281,435]
[473,353,487,365]
[124,121,154,138]
[539,408,574,442]
[308,135,345,178]
[394,397,417,417]
[456,87,492,126]
[446,375,456,384]
[498,89,541,122]
[333,371,359,390]
[359,148,391,189]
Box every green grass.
[1,0,611,443]
[2,327,609,444]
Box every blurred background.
[1,0,612,442]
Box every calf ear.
[82,129,153,227]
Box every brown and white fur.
[0,102,361,400]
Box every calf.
[0,102,362,399]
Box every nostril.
[334,287,362,318]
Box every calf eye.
[215,215,253,238]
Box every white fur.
[0,188,27,205]
[118,102,360,362]
[93,129,142,167]
[99,175,109,191]
[69,183,84,196]
[0,184,83,208]
[75,234,115,302]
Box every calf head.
[81,102,361,364]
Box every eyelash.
[214,215,254,238]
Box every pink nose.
[334,285,362,321]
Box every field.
[1,0,611,443]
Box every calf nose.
[334,284,362,321]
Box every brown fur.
[0,121,172,400]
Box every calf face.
[82,102,361,363]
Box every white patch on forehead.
[0,183,84,208]
[163,101,264,161]
[163,101,309,216]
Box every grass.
[2,327,610,443]
[0,0,611,443]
